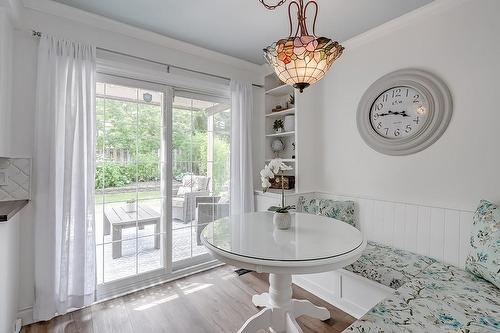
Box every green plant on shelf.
[273,119,284,132]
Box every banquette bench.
[293,195,499,332]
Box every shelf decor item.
[260,159,295,230]
[273,119,284,133]
[260,0,344,93]
[284,115,295,132]
[270,175,295,190]
[271,138,285,157]
[272,104,284,112]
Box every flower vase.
[273,212,291,230]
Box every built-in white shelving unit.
[265,131,295,138]
[264,108,295,118]
[263,73,298,193]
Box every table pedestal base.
[238,274,330,333]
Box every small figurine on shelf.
[273,119,284,133]
[271,139,285,158]
[291,142,296,159]
[272,104,283,113]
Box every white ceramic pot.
[125,202,136,213]
[273,212,291,230]
[284,115,295,132]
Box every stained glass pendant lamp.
[260,0,344,92]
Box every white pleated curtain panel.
[33,35,96,321]
[230,80,254,214]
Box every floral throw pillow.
[297,197,319,215]
[318,199,357,229]
[297,196,357,229]
[465,200,500,288]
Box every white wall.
[0,8,13,156]
[295,86,323,193]
[12,3,264,323]
[306,0,500,211]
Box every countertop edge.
[0,200,29,223]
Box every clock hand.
[377,110,409,117]
[387,110,411,117]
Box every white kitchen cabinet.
[0,213,20,333]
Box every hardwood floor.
[22,266,355,333]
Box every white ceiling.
[51,0,433,65]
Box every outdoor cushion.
[181,174,195,187]
[296,196,357,228]
[344,241,436,289]
[172,197,184,208]
[344,262,500,333]
[176,186,192,196]
[193,176,209,191]
[465,199,500,288]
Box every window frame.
[94,71,228,300]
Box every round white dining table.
[201,211,366,333]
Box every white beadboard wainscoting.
[317,193,474,268]
[287,192,475,318]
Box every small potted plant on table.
[260,159,294,230]
[125,199,136,213]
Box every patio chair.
[172,174,210,222]
[195,196,230,245]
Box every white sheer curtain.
[33,35,96,321]
[230,80,255,214]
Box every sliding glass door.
[94,74,230,295]
[171,93,231,266]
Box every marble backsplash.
[0,157,31,201]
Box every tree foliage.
[95,97,230,195]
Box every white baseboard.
[15,319,22,333]
[17,307,33,326]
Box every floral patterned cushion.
[344,241,436,289]
[344,262,500,332]
[465,200,500,289]
[296,196,357,228]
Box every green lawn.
[95,191,161,204]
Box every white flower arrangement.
[260,159,293,192]
[260,159,294,213]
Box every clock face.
[369,86,429,139]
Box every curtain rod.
[32,30,264,88]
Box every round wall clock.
[357,69,452,155]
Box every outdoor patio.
[95,197,208,284]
